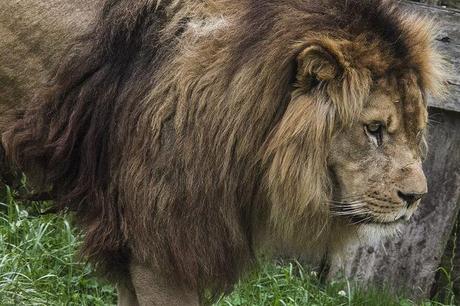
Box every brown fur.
[2,0,445,299]
[0,0,98,187]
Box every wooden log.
[329,2,460,300]
[407,1,460,112]
[416,1,460,9]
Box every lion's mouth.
[349,214,408,227]
[367,218,406,227]
[330,201,413,227]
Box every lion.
[0,0,446,305]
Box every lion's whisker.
[327,200,365,205]
[330,209,368,215]
[329,204,365,209]
[330,209,369,216]
[351,216,373,225]
[328,201,364,204]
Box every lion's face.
[328,82,428,235]
[263,36,440,245]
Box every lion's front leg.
[117,281,139,306]
[129,262,200,306]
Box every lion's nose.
[397,191,426,207]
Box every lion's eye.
[365,122,384,146]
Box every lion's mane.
[3,0,444,296]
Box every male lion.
[0,0,445,305]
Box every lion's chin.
[357,220,405,243]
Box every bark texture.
[416,1,460,9]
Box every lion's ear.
[296,45,343,90]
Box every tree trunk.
[421,1,442,5]
[415,1,460,9]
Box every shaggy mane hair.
[3,0,444,297]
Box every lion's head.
[265,49,435,242]
[329,82,429,234]
[3,0,445,299]
[260,7,445,254]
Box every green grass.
[0,189,454,305]
[218,261,457,306]
[0,191,115,305]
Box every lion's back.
[0,0,99,115]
